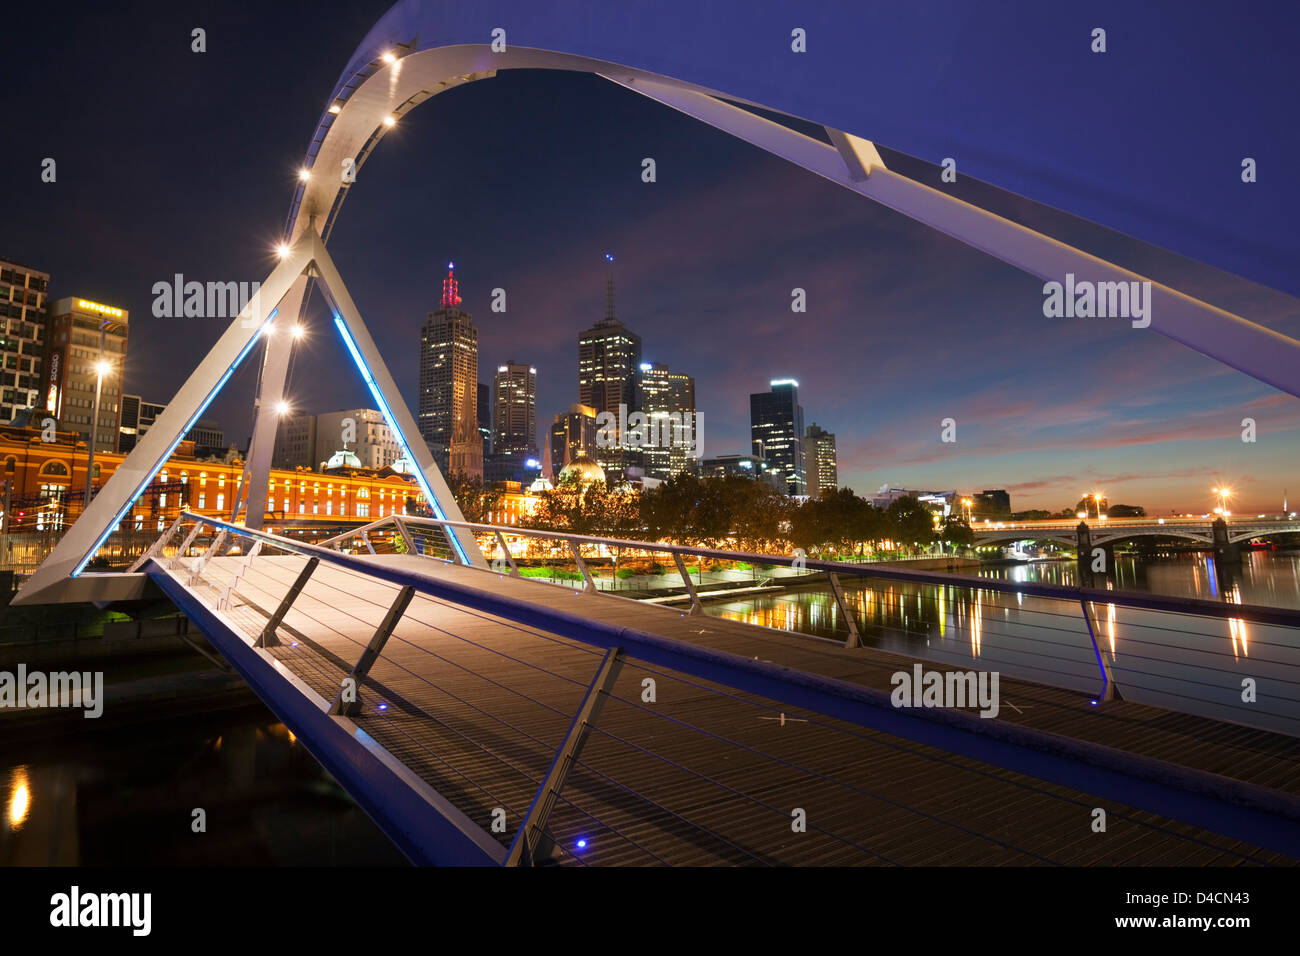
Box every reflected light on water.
[7,767,31,830]
[1106,603,1117,657]
[971,595,982,658]
[1227,585,1249,660]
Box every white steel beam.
[13,236,317,606]
[305,231,485,567]
[234,274,309,529]
[604,74,1300,400]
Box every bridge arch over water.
[289,0,1300,394]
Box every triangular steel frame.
[14,229,484,605]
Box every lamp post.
[84,356,112,508]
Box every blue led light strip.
[332,314,469,565]
[72,311,279,576]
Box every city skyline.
[5,7,1297,514]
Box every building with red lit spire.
[418,261,481,479]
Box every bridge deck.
[163,552,1297,865]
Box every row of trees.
[446,471,976,558]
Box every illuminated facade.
[637,361,696,479]
[805,423,837,499]
[0,422,425,533]
[46,297,128,455]
[0,259,49,425]
[750,379,806,496]
[492,360,537,459]
[419,263,481,479]
[577,279,641,419]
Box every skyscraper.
[47,296,129,456]
[418,263,481,478]
[578,278,641,418]
[0,258,50,426]
[637,361,697,480]
[578,274,641,482]
[493,360,537,459]
[750,379,806,496]
[805,422,837,499]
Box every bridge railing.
[142,512,1300,864]
[315,515,1300,736]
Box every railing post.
[494,530,521,577]
[187,528,228,584]
[329,585,415,717]
[128,514,185,572]
[393,516,417,555]
[166,520,206,570]
[218,540,263,611]
[258,556,319,648]
[507,647,624,866]
[440,522,463,563]
[1081,598,1122,703]
[569,540,597,594]
[673,552,703,615]
[362,533,376,555]
[827,572,862,649]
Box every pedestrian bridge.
[970,517,1300,548]
[122,510,1300,865]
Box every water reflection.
[0,713,406,866]
[7,767,30,830]
[708,552,1300,734]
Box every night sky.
[6,0,1298,514]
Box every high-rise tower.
[750,379,806,496]
[418,262,481,478]
[578,256,642,482]
[493,360,537,459]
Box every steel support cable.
[232,557,606,690]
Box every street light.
[85,358,113,506]
[1213,486,1231,515]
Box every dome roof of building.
[389,455,415,474]
[527,475,553,493]
[559,452,605,485]
[325,448,362,470]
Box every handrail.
[318,513,1300,628]
[146,510,1300,859]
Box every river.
[704,551,1300,734]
